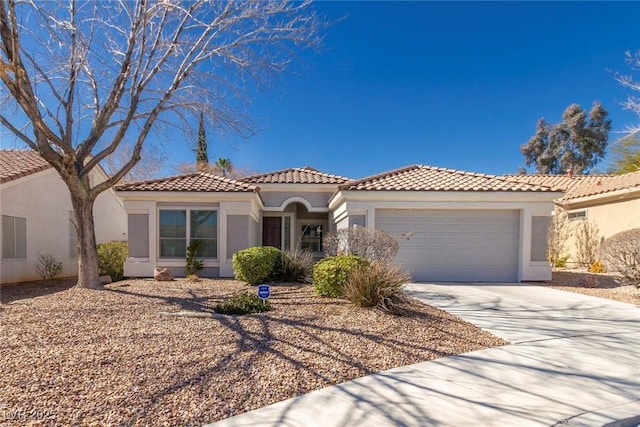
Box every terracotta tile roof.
[240,166,352,184]
[116,172,258,192]
[502,174,612,192]
[561,170,640,201]
[339,165,557,192]
[0,149,53,184]
[503,172,640,201]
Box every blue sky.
[2,2,638,180]
[188,1,638,179]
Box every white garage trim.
[376,209,520,282]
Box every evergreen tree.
[521,102,612,174]
[196,112,209,172]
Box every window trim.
[568,210,587,221]
[2,214,27,260]
[157,207,218,260]
[298,220,327,253]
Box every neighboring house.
[116,165,560,282]
[0,150,127,284]
[504,171,640,265]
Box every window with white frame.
[2,215,27,259]
[568,210,587,221]
[69,211,78,258]
[300,223,323,252]
[159,209,217,259]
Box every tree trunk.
[71,194,102,289]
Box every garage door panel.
[376,209,519,282]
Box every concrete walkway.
[206,283,640,427]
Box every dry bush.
[574,220,602,266]
[324,226,404,262]
[343,261,411,314]
[547,208,571,267]
[601,228,640,288]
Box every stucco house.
[0,150,127,284]
[116,165,561,282]
[504,170,640,265]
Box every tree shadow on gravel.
[104,282,490,425]
[0,277,77,304]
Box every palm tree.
[212,157,233,177]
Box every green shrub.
[233,246,282,285]
[280,249,314,282]
[215,292,272,315]
[312,255,369,297]
[343,261,411,314]
[35,253,63,280]
[97,241,128,282]
[553,254,570,268]
[185,239,204,276]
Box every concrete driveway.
[206,283,640,427]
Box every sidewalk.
[206,283,640,427]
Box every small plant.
[186,274,201,283]
[312,255,370,297]
[35,253,62,280]
[343,261,411,314]
[553,254,571,268]
[280,249,314,282]
[601,228,640,288]
[97,241,128,281]
[232,246,282,285]
[215,292,272,315]
[588,261,606,274]
[185,240,204,276]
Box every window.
[568,210,587,221]
[190,210,217,258]
[159,209,217,259]
[300,224,323,252]
[69,212,78,258]
[2,215,27,259]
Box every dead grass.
[0,278,506,426]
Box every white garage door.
[376,209,519,282]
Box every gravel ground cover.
[0,278,506,426]
[538,269,640,306]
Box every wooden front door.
[262,217,282,248]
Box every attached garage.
[329,165,563,282]
[376,209,519,282]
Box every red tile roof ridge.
[240,166,352,184]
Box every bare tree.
[547,207,570,267]
[615,50,640,137]
[0,0,323,289]
[104,142,167,182]
[574,220,602,267]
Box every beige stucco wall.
[260,190,334,210]
[120,194,262,278]
[563,196,640,265]
[1,169,126,284]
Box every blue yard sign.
[257,284,271,300]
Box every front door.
[262,217,282,248]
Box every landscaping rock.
[154,268,174,281]
[100,275,112,285]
